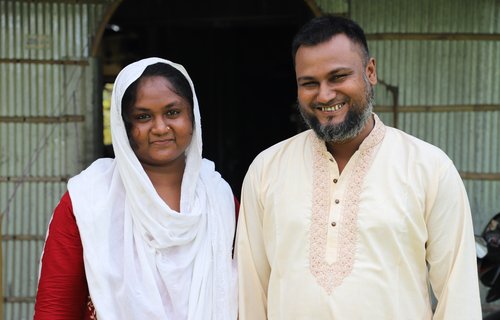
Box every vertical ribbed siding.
[0,1,112,319]
[333,0,500,234]
[369,41,500,107]
[315,0,348,14]
[352,0,500,33]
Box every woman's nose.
[151,117,170,134]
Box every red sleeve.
[232,196,240,258]
[34,192,89,319]
[234,196,240,222]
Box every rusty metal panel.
[0,1,110,318]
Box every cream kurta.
[236,114,481,320]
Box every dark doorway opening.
[101,0,313,196]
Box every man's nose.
[317,83,337,104]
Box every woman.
[34,58,237,319]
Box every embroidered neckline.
[309,114,386,294]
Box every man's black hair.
[291,14,370,64]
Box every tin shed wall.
[319,0,500,233]
[0,1,113,318]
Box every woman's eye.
[166,110,180,116]
[135,114,150,120]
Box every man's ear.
[366,57,377,85]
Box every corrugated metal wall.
[0,1,114,319]
[318,0,500,234]
[1,0,498,317]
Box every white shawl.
[67,57,237,319]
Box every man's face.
[295,34,377,143]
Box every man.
[236,15,481,319]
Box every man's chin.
[320,118,345,129]
[313,109,347,123]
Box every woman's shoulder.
[58,191,72,208]
[67,158,123,223]
[53,191,75,224]
[46,191,81,247]
[199,159,232,196]
[68,158,117,199]
[70,158,115,183]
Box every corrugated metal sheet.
[337,0,500,234]
[0,1,113,319]
[353,0,500,33]
[316,0,348,14]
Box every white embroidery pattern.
[309,118,385,294]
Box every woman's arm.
[34,192,89,319]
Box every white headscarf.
[67,57,237,320]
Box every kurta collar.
[311,113,386,159]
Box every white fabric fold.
[68,57,237,319]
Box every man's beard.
[298,76,374,143]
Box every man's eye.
[300,82,317,88]
[332,74,347,81]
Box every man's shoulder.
[253,130,312,162]
[384,126,451,162]
[243,130,313,184]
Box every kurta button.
[331,221,337,227]
[333,179,338,183]
[335,199,340,204]
[329,158,334,162]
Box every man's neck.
[325,115,375,173]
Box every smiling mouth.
[151,139,173,144]
[316,102,345,112]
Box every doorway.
[100,0,313,195]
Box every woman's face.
[128,75,193,169]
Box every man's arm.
[425,161,482,319]
[236,163,271,320]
